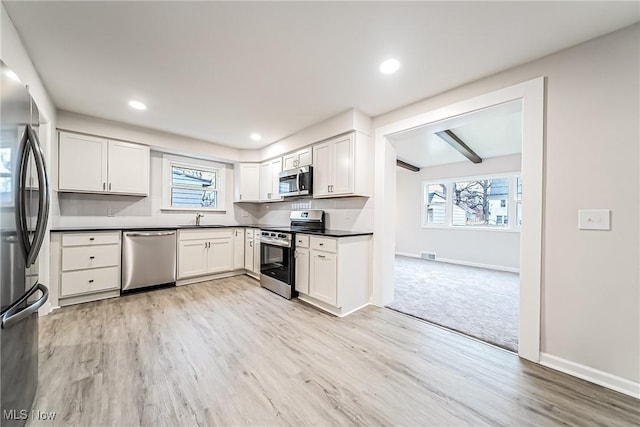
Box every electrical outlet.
[107,207,115,217]
[241,211,249,218]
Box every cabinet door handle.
[103,182,106,191]
[108,183,112,191]
[239,194,242,200]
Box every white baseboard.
[394,252,519,273]
[539,352,640,399]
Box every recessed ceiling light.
[379,58,400,75]
[250,133,262,141]
[128,100,147,110]
[5,69,21,82]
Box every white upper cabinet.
[259,158,282,202]
[107,140,149,195]
[58,131,149,196]
[58,132,108,193]
[312,132,372,198]
[235,163,260,202]
[282,146,313,170]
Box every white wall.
[1,4,58,313]
[395,154,521,271]
[374,24,640,385]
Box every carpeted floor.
[387,256,519,352]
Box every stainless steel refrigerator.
[0,60,50,426]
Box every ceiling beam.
[396,159,420,172]
[435,129,483,164]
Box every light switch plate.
[578,209,610,230]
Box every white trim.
[374,77,544,363]
[539,353,640,399]
[395,251,421,259]
[176,270,246,286]
[394,252,519,273]
[433,257,520,273]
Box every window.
[162,155,226,211]
[452,177,509,227]
[423,182,447,225]
[422,174,520,231]
[0,147,12,205]
[515,176,522,226]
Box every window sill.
[161,207,227,213]
[421,224,521,233]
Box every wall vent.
[420,252,436,261]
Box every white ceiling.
[391,100,522,168]
[4,1,639,149]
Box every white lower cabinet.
[253,233,261,275]
[177,229,233,279]
[243,228,261,278]
[178,240,208,278]
[295,234,371,316]
[294,247,310,295]
[51,231,122,306]
[233,229,245,270]
[309,251,337,305]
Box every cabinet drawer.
[295,234,310,248]
[179,229,233,241]
[310,236,336,253]
[62,232,120,247]
[62,245,120,271]
[60,266,120,297]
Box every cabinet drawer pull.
[89,237,95,241]
[89,256,95,259]
[88,279,94,283]
[317,255,326,259]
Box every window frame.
[161,154,226,212]
[421,171,521,232]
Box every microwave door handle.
[25,125,50,267]
[14,127,31,261]
[297,170,302,193]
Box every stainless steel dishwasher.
[122,230,177,292]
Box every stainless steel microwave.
[279,166,313,197]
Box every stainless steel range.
[259,231,294,299]
[259,210,326,299]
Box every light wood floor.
[30,276,639,426]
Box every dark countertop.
[51,224,373,238]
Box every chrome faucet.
[195,212,204,226]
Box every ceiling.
[4,2,639,149]
[391,100,522,168]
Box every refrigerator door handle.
[14,127,32,261]
[25,125,50,267]
[1,283,49,329]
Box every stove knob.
[278,234,286,238]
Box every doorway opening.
[372,78,544,362]
[387,101,522,352]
